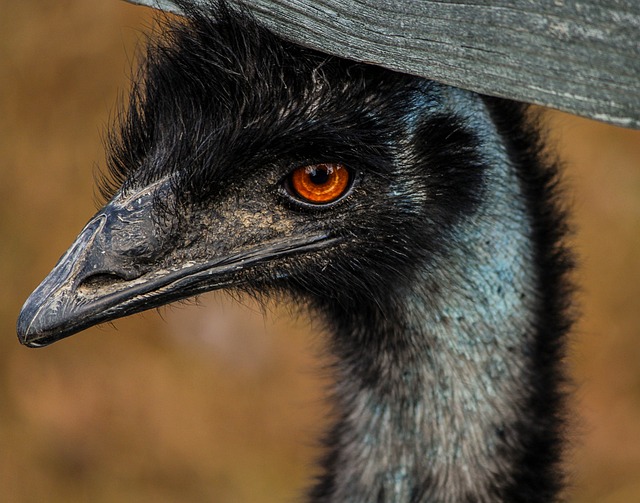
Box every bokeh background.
[1,1,639,502]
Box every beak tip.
[16,295,63,348]
[17,303,43,347]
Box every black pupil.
[308,167,329,185]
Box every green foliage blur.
[1,1,639,501]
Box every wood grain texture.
[126,0,640,129]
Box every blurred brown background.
[1,1,639,502]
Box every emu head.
[18,4,487,347]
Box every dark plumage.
[17,2,573,501]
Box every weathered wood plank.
[126,0,640,129]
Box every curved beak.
[17,180,335,348]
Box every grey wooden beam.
[125,0,640,129]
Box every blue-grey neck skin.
[309,91,567,502]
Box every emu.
[17,3,571,502]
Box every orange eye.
[289,163,351,204]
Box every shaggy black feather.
[481,99,574,501]
[103,1,483,220]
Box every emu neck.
[311,105,564,502]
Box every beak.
[17,179,335,348]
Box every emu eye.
[287,163,352,205]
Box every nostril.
[77,272,128,294]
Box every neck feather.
[309,100,570,503]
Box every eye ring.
[286,163,353,205]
